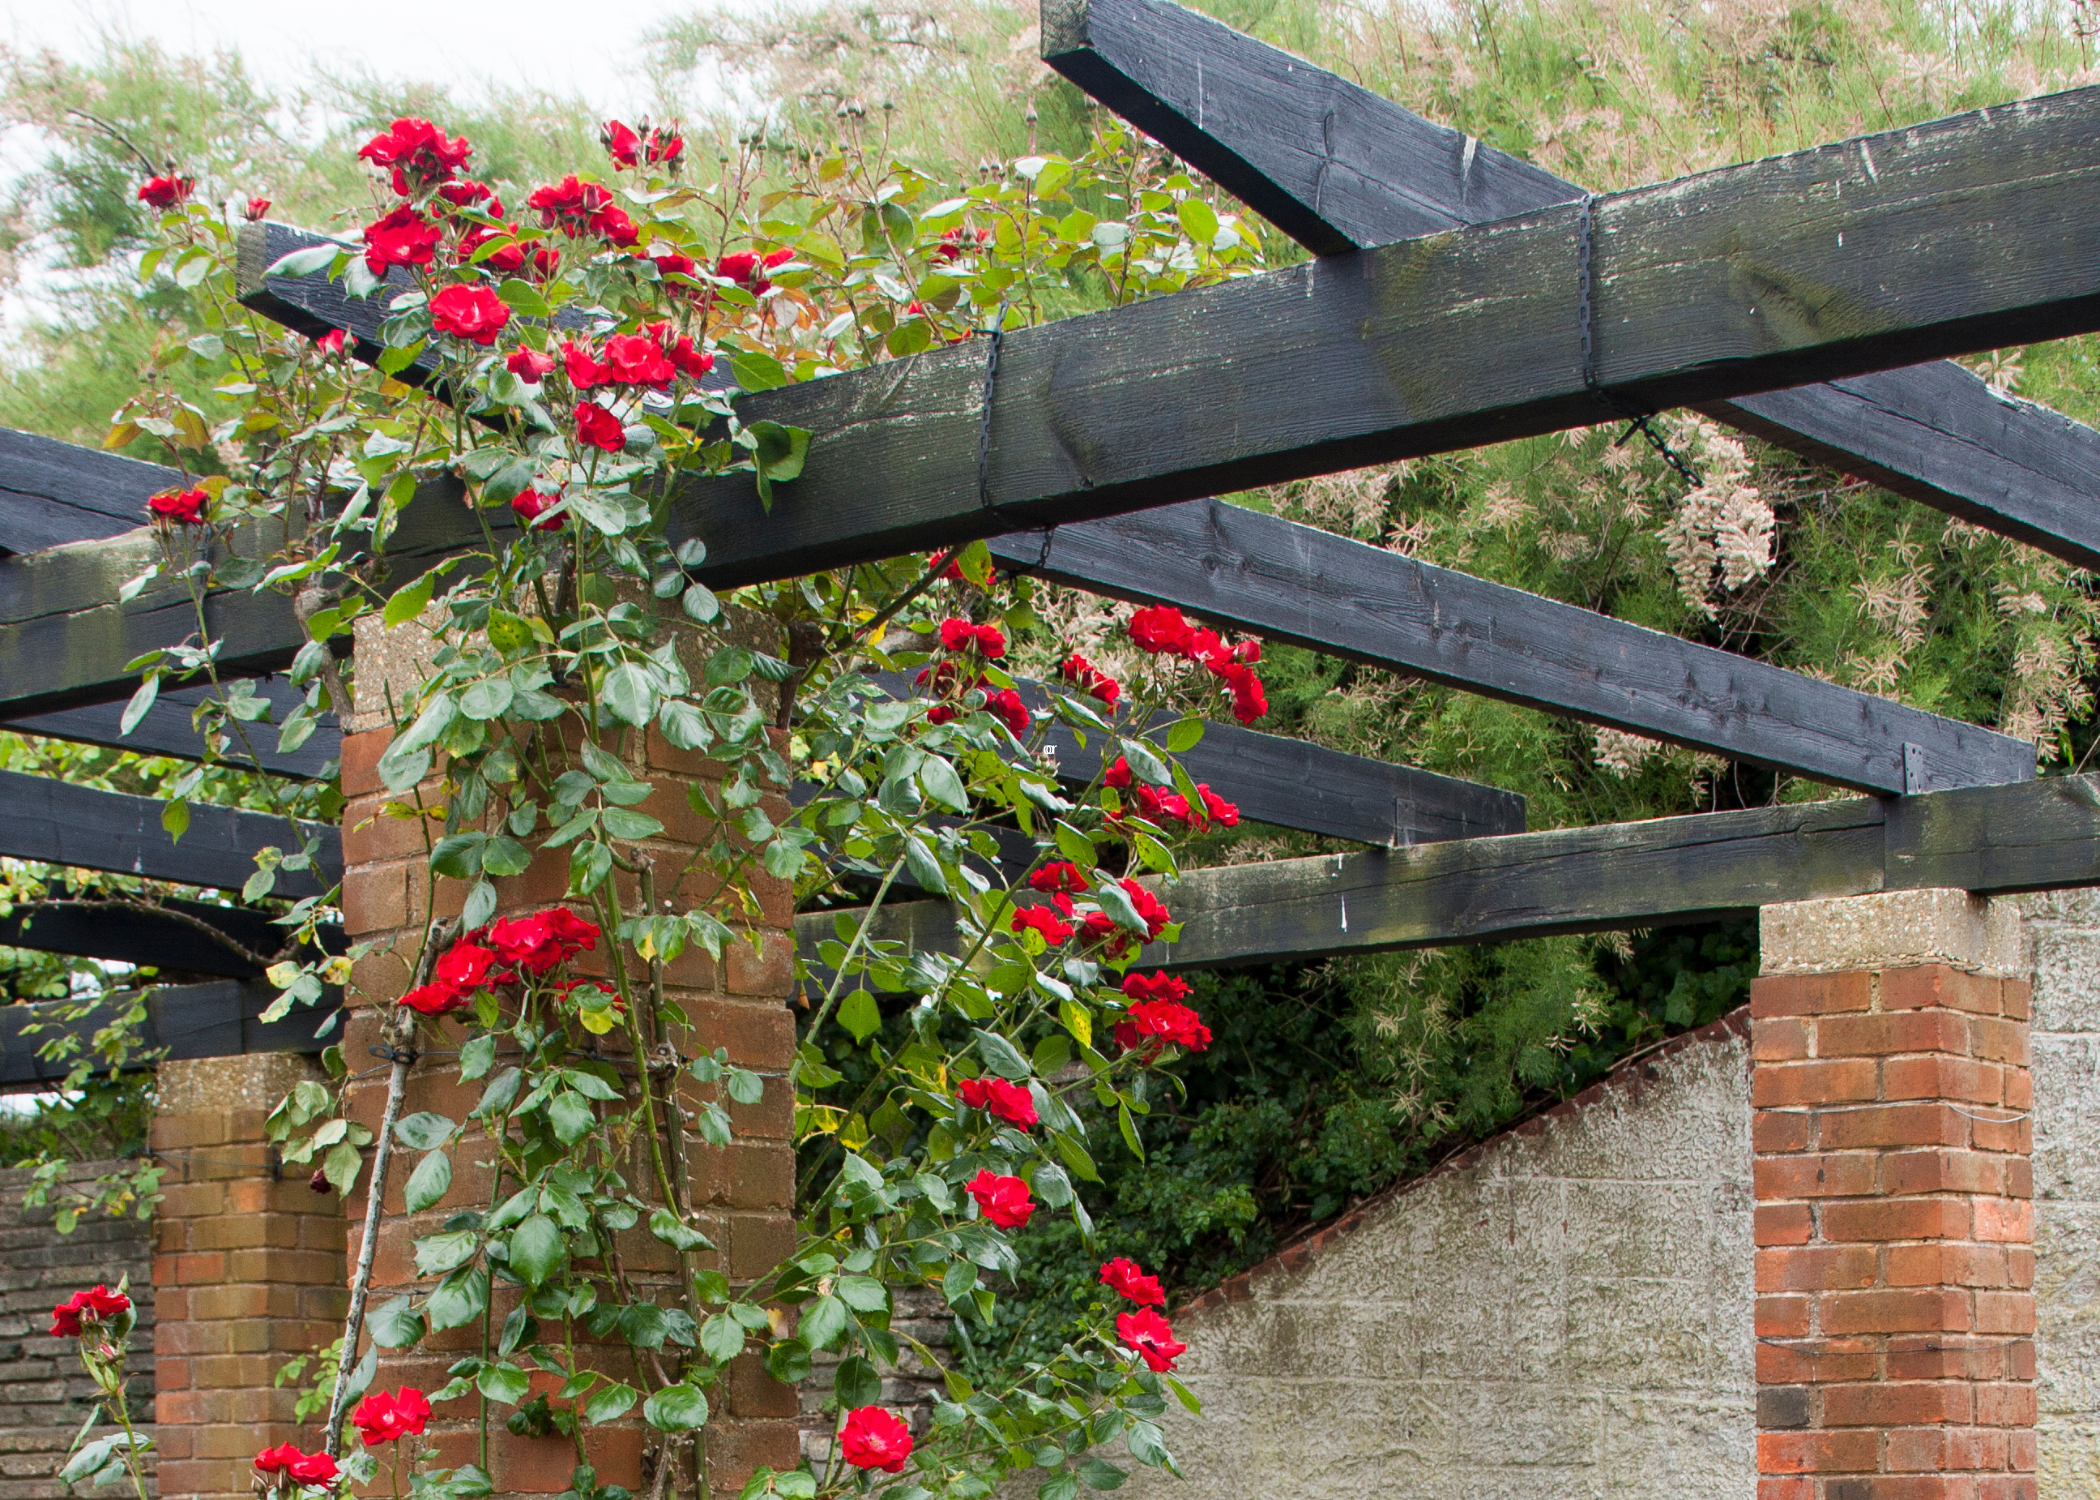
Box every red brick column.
[338,613,799,1497]
[152,1054,347,1500]
[1752,890,2035,1500]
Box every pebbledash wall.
[1103,889,2100,1499]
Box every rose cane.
[53,1284,150,1500]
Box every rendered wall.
[1119,1016,1759,1500]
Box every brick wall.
[0,1161,154,1500]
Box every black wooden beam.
[238,83,2100,589]
[0,978,336,1086]
[0,898,305,979]
[0,769,340,899]
[3,677,341,780]
[0,429,181,554]
[987,500,2033,794]
[1041,0,2100,575]
[797,773,2100,974]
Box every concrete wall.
[1120,1014,1759,1500]
[0,1161,154,1500]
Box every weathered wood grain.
[798,775,2100,970]
[0,769,340,898]
[239,86,2100,586]
[988,500,2034,793]
[0,898,287,978]
[0,428,176,554]
[1042,0,2100,574]
[0,979,334,1084]
[4,677,340,780]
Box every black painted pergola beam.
[0,978,335,1087]
[1041,0,2100,575]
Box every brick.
[1755,1017,1812,1061]
[342,861,410,937]
[1818,1102,1968,1151]
[1887,1427,2010,1472]
[1818,1287,1971,1335]
[1886,1242,2012,1289]
[1757,1429,1879,1473]
[1881,964,2003,1015]
[1973,1198,2034,1244]
[1821,1197,1971,1243]
[1755,1153,1879,1201]
[2001,979,2032,1021]
[1753,1059,1879,1108]
[1752,971,1873,1018]
[1757,1244,1878,1292]
[1758,1385,1811,1429]
[1975,1382,2039,1426]
[726,929,794,999]
[1820,1009,1973,1058]
[1967,1017,2031,1066]
[1755,1110,1812,1153]
[342,726,392,796]
[1757,1295,1812,1338]
[1882,1149,2005,1198]
[1973,1291,2037,1336]
[1757,1203,1814,1246]
[1883,1055,2003,1106]
[1821,1380,1972,1427]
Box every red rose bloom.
[506,347,555,384]
[1134,785,1195,828]
[1011,905,1074,947]
[937,618,1005,657]
[526,175,612,235]
[148,488,208,526]
[287,1450,341,1486]
[1114,998,1212,1056]
[574,401,625,453]
[254,1444,300,1475]
[718,247,791,293]
[645,321,713,378]
[511,489,563,532]
[955,1076,1038,1130]
[839,1405,913,1473]
[1196,784,1240,828]
[563,341,611,389]
[601,332,674,387]
[603,119,642,168]
[50,1285,130,1337]
[312,328,347,357]
[400,981,470,1016]
[649,250,699,286]
[138,175,192,209]
[1116,1308,1188,1373]
[1029,862,1089,896]
[1104,756,1133,789]
[646,127,684,166]
[487,908,598,975]
[358,118,472,193]
[436,179,496,209]
[1060,652,1122,708]
[987,688,1030,736]
[1128,605,1194,655]
[430,283,511,345]
[591,203,641,247]
[363,205,440,275]
[965,1169,1035,1229]
[458,222,543,274]
[433,941,499,994]
[1122,972,1192,1003]
[243,196,271,221]
[1099,1256,1167,1308]
[351,1386,431,1446]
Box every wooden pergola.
[1,0,2099,1070]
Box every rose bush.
[90,106,1269,1499]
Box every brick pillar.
[152,1053,347,1500]
[339,611,798,1497]
[1752,889,2036,1500]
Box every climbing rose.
[511,489,563,532]
[487,908,598,975]
[1115,998,1212,1056]
[436,179,496,209]
[646,126,685,166]
[718,247,791,293]
[429,283,510,345]
[1117,1308,1188,1373]
[601,332,674,387]
[966,1169,1035,1229]
[574,401,625,453]
[400,981,470,1016]
[506,348,555,383]
[358,117,471,193]
[1099,1257,1167,1308]
[603,119,642,167]
[1134,785,1195,828]
[148,488,208,526]
[255,1443,338,1486]
[1060,652,1122,708]
[1119,877,1173,940]
[351,1386,431,1446]
[1104,756,1133,788]
[938,618,1006,657]
[50,1286,130,1337]
[137,175,191,208]
[1121,972,1192,1004]
[839,1406,913,1473]
[1128,605,1194,654]
[1011,905,1074,946]
[956,1076,1038,1130]
[243,196,271,221]
[1196,784,1240,828]
[1029,862,1089,896]
[986,687,1030,735]
[591,203,640,247]
[432,941,499,994]
[563,341,611,389]
[526,175,611,235]
[312,328,347,356]
[362,205,440,274]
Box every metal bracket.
[1903,742,1929,795]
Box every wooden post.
[1752,889,2035,1499]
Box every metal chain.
[977,297,1012,510]
[1576,194,1705,491]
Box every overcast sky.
[0,0,686,116]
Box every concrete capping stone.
[157,1053,324,1115]
[1760,888,2028,979]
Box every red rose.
[243,197,271,221]
[487,908,595,975]
[1011,906,1074,947]
[511,489,563,532]
[287,1449,341,1486]
[351,1386,431,1446]
[253,1444,300,1475]
[1128,605,1193,655]
[148,488,208,526]
[358,117,472,193]
[1104,756,1132,789]
[363,205,440,275]
[400,981,470,1016]
[50,1285,130,1336]
[436,179,496,210]
[987,688,1030,736]
[433,941,499,994]
[603,119,642,168]
[644,321,712,378]
[601,332,673,387]
[1116,1308,1187,1372]
[646,127,684,166]
[649,250,699,286]
[1099,1256,1167,1308]
[458,222,535,274]
[429,283,510,345]
[1196,784,1239,828]
[965,1169,1034,1229]
[506,348,555,384]
[938,617,974,651]
[718,246,790,293]
[839,1405,913,1473]
[1135,785,1195,828]
[1114,998,1212,1056]
[526,175,611,236]
[563,341,611,390]
[956,1076,1038,1130]
[308,1170,332,1194]
[574,401,625,453]
[1059,652,1121,709]
[312,328,347,357]
[591,203,641,247]
[1121,972,1191,1004]
[1029,862,1089,896]
[137,175,191,209]
[933,225,991,263]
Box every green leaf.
[643,1383,710,1432]
[549,1092,595,1145]
[478,1362,531,1405]
[1165,1375,1202,1414]
[1079,1455,1129,1491]
[377,338,425,376]
[384,570,435,628]
[833,1354,882,1408]
[902,834,947,895]
[838,989,882,1044]
[1125,1419,1168,1468]
[508,1214,565,1286]
[1094,880,1147,935]
[265,244,338,278]
[601,662,658,726]
[973,1028,1032,1081]
[601,807,665,841]
[748,420,810,482]
[917,756,968,812]
[460,678,515,721]
[367,1296,426,1349]
[650,1208,714,1252]
[729,350,788,391]
[699,1313,745,1364]
[459,1035,497,1081]
[1165,717,1204,753]
[583,1382,639,1425]
[120,675,158,736]
[480,836,532,878]
[426,1269,489,1331]
[161,799,189,844]
[496,278,552,316]
[681,582,720,623]
[414,1228,479,1277]
[394,1112,456,1150]
[797,1294,848,1351]
[1117,1103,1146,1162]
[836,1275,888,1313]
[404,1150,452,1213]
[1054,820,1096,870]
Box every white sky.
[0,0,690,118]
